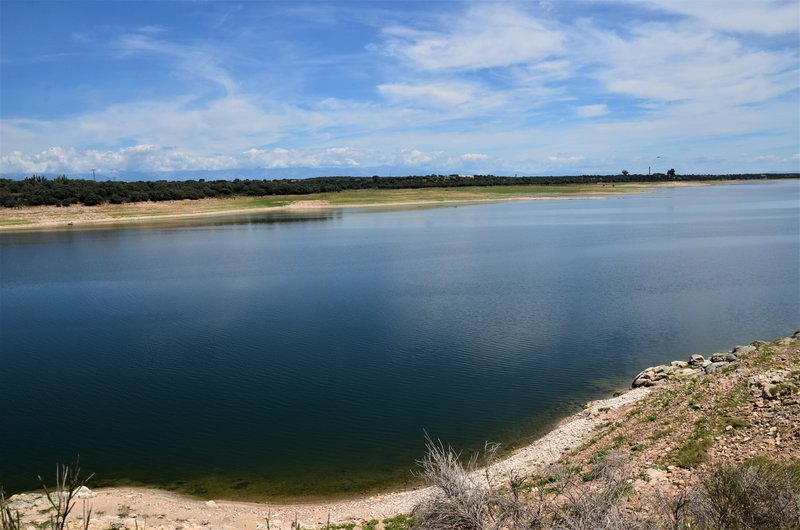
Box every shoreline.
[0,179,761,233]
[5,387,651,529]
[7,330,798,529]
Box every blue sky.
[1,0,799,178]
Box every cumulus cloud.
[1,145,461,175]
[461,153,488,161]
[242,147,362,168]
[0,145,237,174]
[547,155,585,163]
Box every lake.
[1,181,798,499]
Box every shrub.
[694,457,800,529]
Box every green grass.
[0,182,656,232]
[382,514,415,530]
[0,218,32,226]
[361,519,379,530]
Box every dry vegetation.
[412,333,800,529]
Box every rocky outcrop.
[631,339,770,388]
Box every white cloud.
[398,148,445,165]
[119,32,238,96]
[2,2,799,177]
[641,0,800,36]
[378,82,476,107]
[381,4,564,71]
[1,145,461,175]
[243,147,362,168]
[0,145,239,174]
[547,155,585,163]
[575,104,609,117]
[587,24,798,105]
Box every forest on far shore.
[1,173,796,208]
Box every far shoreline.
[0,179,782,233]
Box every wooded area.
[1,173,796,208]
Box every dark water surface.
[2,182,798,499]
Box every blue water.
[1,181,798,498]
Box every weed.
[643,413,659,422]
[1,487,22,530]
[38,458,94,530]
[649,429,673,441]
[671,436,713,468]
[627,407,643,418]
[360,519,378,530]
[382,514,414,530]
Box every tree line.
[1,173,796,208]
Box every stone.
[644,468,664,482]
[671,360,689,368]
[733,344,756,356]
[689,354,705,366]
[206,500,217,508]
[711,352,737,363]
[75,486,95,499]
[705,362,727,374]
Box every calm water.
[1,181,798,499]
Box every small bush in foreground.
[411,438,800,530]
[689,457,800,529]
[1,459,93,530]
[411,437,645,530]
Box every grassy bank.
[0,181,677,231]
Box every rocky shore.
[632,343,761,388]
[5,332,798,530]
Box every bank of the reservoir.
[6,332,798,530]
[0,180,739,232]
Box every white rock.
[206,500,218,508]
[75,486,95,499]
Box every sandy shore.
[0,195,602,232]
[7,388,649,530]
[0,180,733,232]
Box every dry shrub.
[411,438,645,530]
[687,457,800,529]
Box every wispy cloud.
[378,82,477,107]
[587,23,798,105]
[380,4,564,71]
[1,1,798,176]
[576,104,609,118]
[641,0,800,36]
[118,31,239,96]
